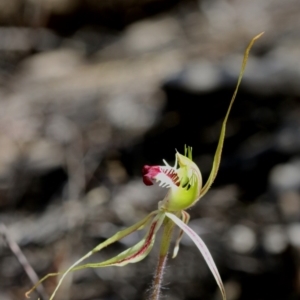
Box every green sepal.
[25,210,158,299]
[70,212,165,270]
[199,32,264,200]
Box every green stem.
[149,217,174,300]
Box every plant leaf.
[199,32,264,199]
[165,212,226,300]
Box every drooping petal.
[165,212,226,300]
[25,210,159,299]
[71,212,165,269]
[172,210,190,258]
[199,32,264,200]
[92,210,159,253]
[48,212,164,300]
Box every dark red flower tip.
[142,165,160,186]
[143,176,154,186]
[142,165,151,175]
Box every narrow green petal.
[92,210,159,253]
[172,210,190,258]
[49,212,164,300]
[72,212,165,270]
[25,210,158,299]
[199,32,264,199]
[165,212,226,300]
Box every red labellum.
[142,165,160,186]
[142,165,180,187]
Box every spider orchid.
[25,32,263,300]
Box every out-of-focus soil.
[1,0,300,299]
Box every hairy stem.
[149,217,174,300]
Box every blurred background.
[0,0,300,299]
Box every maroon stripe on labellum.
[162,168,180,186]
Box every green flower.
[26,32,263,300]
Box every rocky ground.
[0,0,300,299]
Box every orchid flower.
[25,32,263,300]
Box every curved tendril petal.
[199,32,264,200]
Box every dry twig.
[0,223,48,300]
